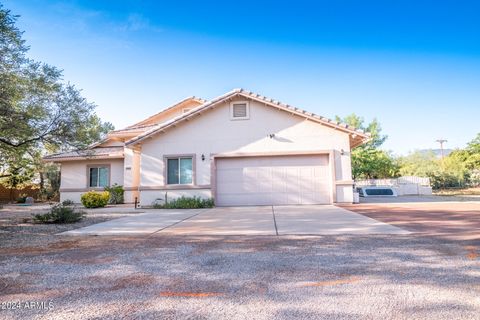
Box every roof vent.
[230,102,249,120]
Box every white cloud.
[115,13,163,33]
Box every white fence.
[355,176,432,196]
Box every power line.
[436,139,447,160]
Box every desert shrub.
[62,199,75,206]
[81,191,110,208]
[32,204,85,224]
[104,184,124,204]
[152,196,214,209]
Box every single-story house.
[44,89,369,206]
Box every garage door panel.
[216,155,331,206]
[299,167,315,177]
[314,166,327,177]
[301,192,320,204]
[286,193,302,205]
[216,169,243,182]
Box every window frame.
[164,155,195,186]
[229,101,250,120]
[86,164,111,189]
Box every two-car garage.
[215,154,333,206]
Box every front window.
[167,157,193,185]
[89,166,109,187]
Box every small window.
[89,166,109,187]
[230,101,249,120]
[167,157,193,185]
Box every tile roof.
[126,88,370,147]
[126,96,206,129]
[44,88,370,162]
[43,147,124,162]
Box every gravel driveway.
[1,234,479,320]
[0,203,479,319]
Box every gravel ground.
[1,232,479,320]
[0,204,141,249]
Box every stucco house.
[44,89,369,206]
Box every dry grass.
[434,187,480,196]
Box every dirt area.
[0,202,479,319]
[434,187,480,196]
[1,234,479,319]
[0,204,141,249]
[340,200,480,240]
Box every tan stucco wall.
[139,99,353,205]
[123,148,141,203]
[59,158,124,203]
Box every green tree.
[351,148,399,179]
[397,151,440,177]
[335,113,397,179]
[398,150,471,189]
[0,5,113,195]
[464,133,480,170]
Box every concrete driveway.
[62,205,408,236]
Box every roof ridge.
[125,96,206,129]
[125,88,369,146]
[231,88,366,134]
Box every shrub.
[32,204,85,224]
[62,199,75,206]
[104,184,124,204]
[81,191,110,208]
[152,196,214,209]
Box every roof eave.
[43,154,124,163]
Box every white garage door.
[215,155,332,206]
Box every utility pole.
[436,139,447,160]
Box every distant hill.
[418,149,453,158]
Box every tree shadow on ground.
[0,234,479,319]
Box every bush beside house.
[153,196,214,209]
[104,184,124,204]
[81,191,110,208]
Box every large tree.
[335,113,398,179]
[464,133,480,170]
[0,5,113,196]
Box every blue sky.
[4,0,480,155]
